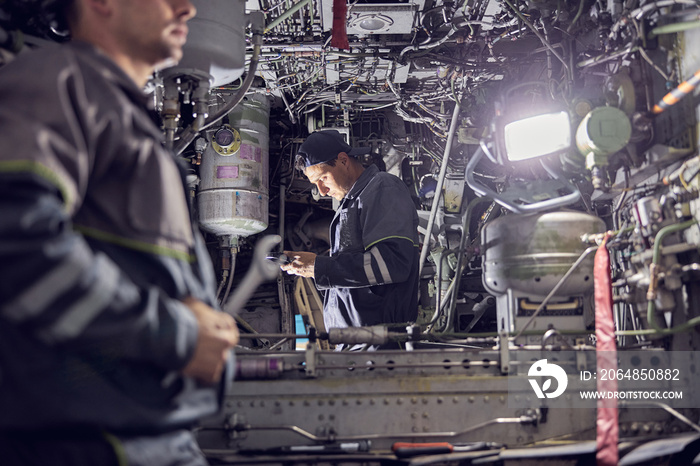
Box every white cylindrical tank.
[198,92,270,236]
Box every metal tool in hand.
[266,251,291,265]
[223,234,282,316]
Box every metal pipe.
[502,0,570,78]
[174,14,264,155]
[646,219,699,333]
[279,183,286,249]
[567,0,587,33]
[465,144,581,213]
[264,0,312,32]
[418,102,461,277]
[224,415,536,443]
[443,197,493,331]
[221,246,237,305]
[429,248,457,328]
[609,0,699,38]
[280,91,297,123]
[650,19,700,36]
[577,46,639,68]
[398,17,496,60]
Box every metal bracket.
[304,338,317,377]
[499,332,510,375]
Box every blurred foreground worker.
[282,130,419,342]
[0,0,238,465]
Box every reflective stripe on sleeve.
[2,242,92,321]
[43,253,120,342]
[370,247,392,284]
[364,251,378,285]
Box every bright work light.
[503,110,571,161]
[465,89,581,214]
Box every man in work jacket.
[282,130,419,341]
[0,0,238,464]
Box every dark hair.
[294,154,338,172]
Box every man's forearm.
[314,239,416,289]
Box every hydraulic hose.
[646,219,699,334]
[652,69,700,115]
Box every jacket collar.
[344,164,379,201]
[67,41,154,110]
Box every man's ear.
[338,152,349,166]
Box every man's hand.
[181,297,239,384]
[280,250,316,278]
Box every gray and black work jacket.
[0,42,222,433]
[314,165,419,330]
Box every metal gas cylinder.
[198,92,270,236]
[481,210,605,296]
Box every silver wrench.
[223,234,282,316]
